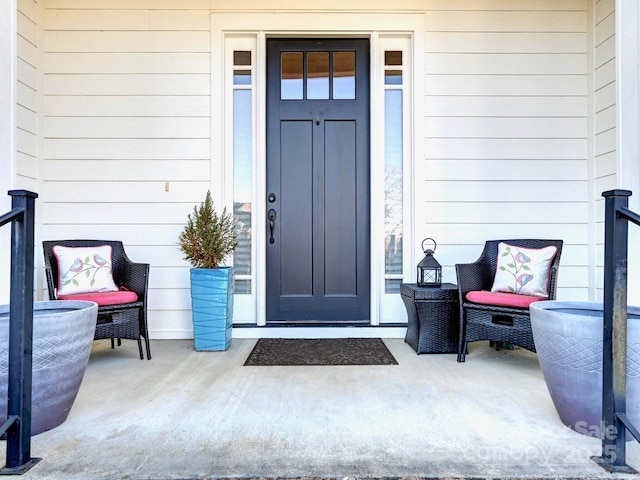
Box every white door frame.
[211,12,426,326]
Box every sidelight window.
[232,49,254,294]
[384,50,404,294]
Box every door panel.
[266,38,370,323]
[280,121,313,296]
[324,121,356,296]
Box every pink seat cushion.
[58,290,138,306]
[465,290,546,309]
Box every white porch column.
[0,0,17,304]
[616,0,640,303]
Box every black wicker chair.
[455,239,563,362]
[43,240,151,360]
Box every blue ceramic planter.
[190,267,234,351]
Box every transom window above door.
[280,51,356,100]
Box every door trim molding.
[211,12,426,326]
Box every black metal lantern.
[417,237,442,287]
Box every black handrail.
[592,189,640,473]
[0,190,41,474]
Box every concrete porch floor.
[14,337,640,479]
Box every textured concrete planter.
[0,300,98,435]
[530,300,640,437]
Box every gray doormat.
[243,338,398,366]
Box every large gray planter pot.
[0,300,98,435]
[530,300,640,437]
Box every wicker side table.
[401,283,459,354]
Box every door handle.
[268,209,277,244]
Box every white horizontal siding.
[426,33,587,53]
[45,117,210,138]
[425,138,586,159]
[44,53,210,74]
[16,0,39,190]
[46,0,587,9]
[16,81,36,112]
[41,0,593,337]
[426,75,586,96]
[212,0,588,9]
[429,223,588,247]
[420,202,588,224]
[45,138,210,159]
[44,31,211,52]
[43,203,203,227]
[423,181,587,202]
[594,151,616,177]
[17,35,38,69]
[44,9,211,31]
[42,224,184,247]
[595,127,615,156]
[44,181,211,203]
[425,96,587,117]
[421,0,589,305]
[446,243,588,267]
[44,160,210,181]
[593,0,616,300]
[425,10,586,32]
[45,95,210,117]
[426,53,586,75]
[47,0,210,9]
[17,104,36,133]
[42,1,213,337]
[427,118,586,138]
[45,74,210,95]
[426,159,586,181]
[595,81,615,112]
[16,152,37,179]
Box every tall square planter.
[190,267,234,351]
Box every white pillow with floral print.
[491,243,558,297]
[53,245,119,296]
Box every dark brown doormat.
[243,338,398,366]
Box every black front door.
[266,38,370,323]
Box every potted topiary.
[178,190,238,351]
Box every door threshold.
[265,321,371,327]
[232,325,407,339]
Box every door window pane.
[333,51,355,99]
[385,51,402,66]
[384,70,402,85]
[307,51,329,99]
[234,69,251,85]
[384,90,403,282]
[385,279,401,294]
[281,52,303,100]
[234,51,252,85]
[233,89,253,286]
[234,51,251,66]
[384,50,403,86]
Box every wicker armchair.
[455,239,563,362]
[43,240,151,360]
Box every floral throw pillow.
[53,245,119,296]
[491,243,558,297]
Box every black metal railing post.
[0,190,41,474]
[592,189,640,473]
